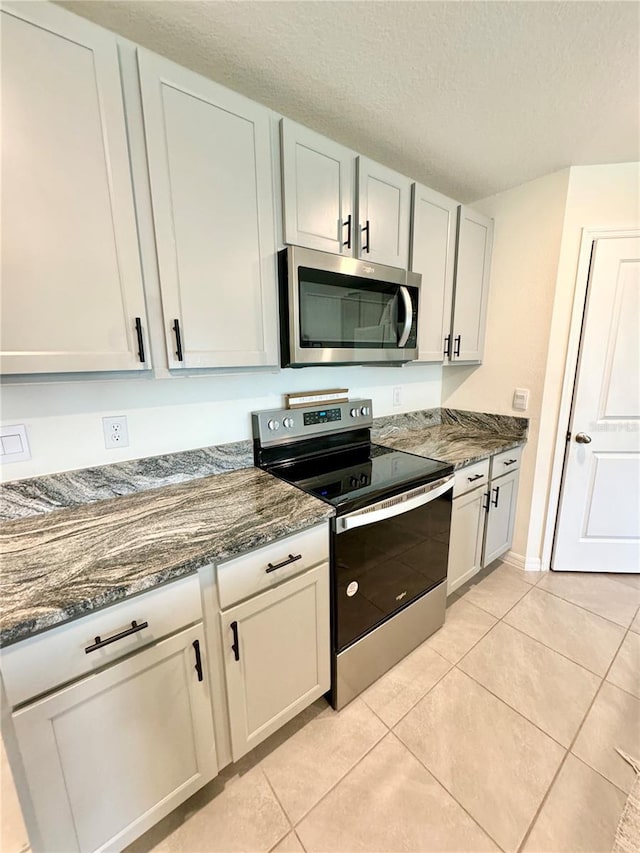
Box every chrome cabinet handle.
[85,620,148,654]
[397,287,413,347]
[575,433,592,444]
[266,553,301,574]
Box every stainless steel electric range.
[253,399,454,710]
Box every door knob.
[575,433,592,444]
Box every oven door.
[282,246,419,366]
[333,476,454,653]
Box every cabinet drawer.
[453,459,490,498]
[217,523,329,610]
[491,446,523,478]
[1,574,202,708]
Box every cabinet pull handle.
[482,492,490,512]
[173,319,184,362]
[135,317,145,363]
[503,459,517,466]
[266,553,302,574]
[193,639,203,682]
[343,214,352,249]
[453,335,461,357]
[85,620,148,654]
[444,335,451,358]
[361,220,370,253]
[467,473,484,483]
[230,621,240,662]
[491,486,500,508]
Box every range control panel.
[252,399,373,447]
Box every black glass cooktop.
[266,443,453,514]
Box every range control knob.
[350,408,359,417]
[360,406,370,416]
[359,473,368,485]
[267,419,280,431]
[349,476,359,487]
[282,417,294,429]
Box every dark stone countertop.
[0,467,333,647]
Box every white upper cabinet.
[137,50,279,369]
[281,120,355,255]
[280,122,411,269]
[450,206,494,363]
[410,184,458,361]
[357,157,412,268]
[0,2,149,375]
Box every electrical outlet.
[103,416,129,450]
[393,386,403,407]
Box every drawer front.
[1,574,202,708]
[217,523,329,610]
[453,458,490,498]
[491,446,523,479]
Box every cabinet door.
[138,50,278,369]
[451,206,494,363]
[483,470,520,567]
[447,487,486,594]
[221,564,330,762]
[1,2,149,375]
[12,624,216,853]
[410,184,458,362]
[281,120,355,255]
[357,157,411,268]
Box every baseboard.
[503,551,543,572]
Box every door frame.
[542,226,640,571]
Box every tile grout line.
[529,580,640,630]
[387,729,508,852]
[262,770,296,848]
[288,724,389,831]
[516,613,635,852]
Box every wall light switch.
[393,387,402,407]
[513,388,529,411]
[0,424,31,463]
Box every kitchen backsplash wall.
[0,363,442,481]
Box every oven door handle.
[336,474,454,533]
[397,286,413,348]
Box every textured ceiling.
[57,0,639,202]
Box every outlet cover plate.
[103,416,129,450]
[0,424,31,463]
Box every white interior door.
[554,235,640,573]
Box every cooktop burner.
[267,442,451,513]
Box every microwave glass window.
[298,268,401,348]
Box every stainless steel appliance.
[253,399,454,709]
[278,246,420,367]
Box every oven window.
[298,267,400,348]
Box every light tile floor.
[2,562,639,853]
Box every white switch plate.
[393,387,402,407]
[0,424,31,463]
[103,416,129,450]
[513,388,529,411]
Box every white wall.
[528,162,640,567]
[0,364,442,481]
[442,169,570,562]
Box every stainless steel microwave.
[279,246,420,367]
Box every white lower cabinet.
[447,453,522,593]
[220,563,330,762]
[483,469,520,567]
[447,486,486,594]
[10,622,216,853]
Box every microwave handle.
[397,286,413,347]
